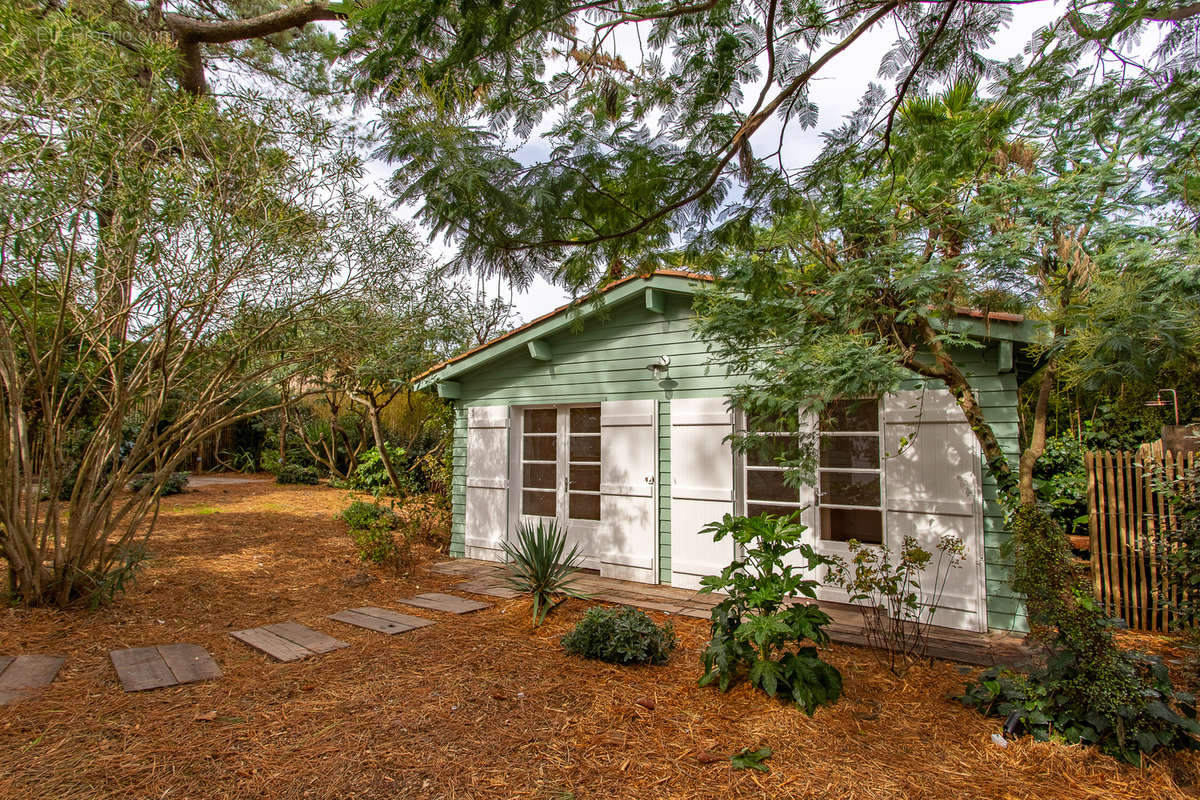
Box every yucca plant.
[501,520,589,626]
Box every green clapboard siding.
[440,275,1029,632]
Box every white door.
[599,400,657,583]
[464,406,510,563]
[881,390,987,632]
[516,405,606,570]
[670,397,736,589]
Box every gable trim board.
[426,272,1034,634]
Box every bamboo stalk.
[1086,452,1104,614]
[1144,453,1162,632]
[1133,456,1147,630]
[1103,451,1122,619]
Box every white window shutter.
[464,405,510,562]
[670,397,735,590]
[599,400,657,583]
[882,389,987,632]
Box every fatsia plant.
[501,520,589,626]
[698,513,842,715]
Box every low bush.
[826,534,965,676]
[502,520,588,626]
[128,471,189,496]
[698,513,842,715]
[562,606,676,665]
[276,464,319,485]
[338,500,407,567]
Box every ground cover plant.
[698,513,842,715]
[3,480,1194,800]
[562,606,676,665]
[960,504,1200,764]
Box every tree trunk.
[356,393,405,496]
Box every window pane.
[570,434,600,462]
[523,490,557,517]
[524,408,557,433]
[569,464,600,492]
[747,502,803,520]
[569,492,600,520]
[820,507,883,544]
[822,399,878,432]
[746,468,797,503]
[522,462,556,490]
[746,434,800,467]
[569,406,601,434]
[819,471,880,507]
[745,413,799,434]
[523,435,556,461]
[819,435,880,469]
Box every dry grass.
[2,480,1199,799]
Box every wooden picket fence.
[1086,448,1196,632]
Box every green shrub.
[960,504,1200,763]
[502,519,589,626]
[276,464,319,485]
[562,606,676,665]
[128,471,189,496]
[1032,435,1089,540]
[827,534,965,676]
[698,513,842,715]
[338,500,405,566]
[346,445,415,496]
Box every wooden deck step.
[110,644,220,692]
[330,607,435,634]
[231,622,348,663]
[0,654,66,704]
[398,592,491,614]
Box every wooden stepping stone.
[0,654,66,704]
[329,606,435,635]
[455,578,521,599]
[110,644,220,692]
[398,592,492,614]
[231,621,349,663]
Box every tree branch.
[162,2,346,94]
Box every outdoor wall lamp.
[1145,388,1180,425]
[646,354,670,379]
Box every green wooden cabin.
[415,271,1036,633]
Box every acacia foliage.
[349,0,1200,289]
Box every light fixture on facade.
[646,354,670,379]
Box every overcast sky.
[367,2,1067,321]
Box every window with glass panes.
[743,417,804,520]
[818,399,883,544]
[521,408,557,517]
[566,406,601,521]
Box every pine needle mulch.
[2,480,1198,800]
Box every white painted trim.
[600,482,653,497]
[672,411,732,426]
[468,406,511,428]
[672,486,734,502]
[601,413,655,427]
[601,551,655,569]
[466,477,510,490]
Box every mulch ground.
[2,479,1199,799]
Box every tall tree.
[0,4,413,605]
